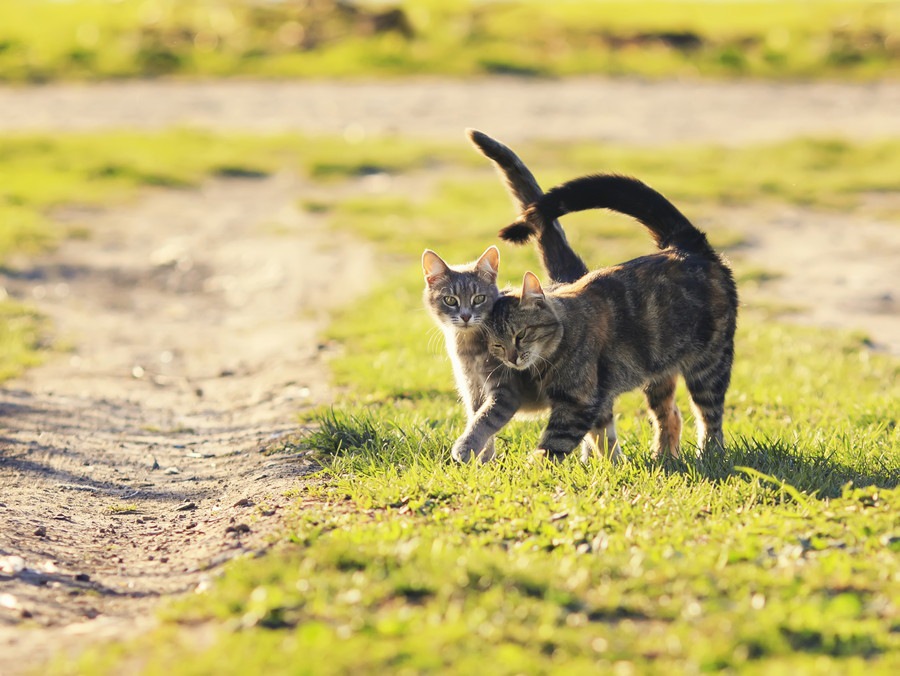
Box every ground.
[0,78,898,673]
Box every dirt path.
[0,173,375,672]
[0,77,899,673]
[1,78,900,144]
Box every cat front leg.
[536,395,600,462]
[451,388,520,463]
[477,437,496,463]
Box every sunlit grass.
[3,128,899,388]
[0,300,45,380]
[40,126,900,674]
[1,0,898,82]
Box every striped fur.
[463,173,738,460]
[425,133,625,464]
[467,129,588,284]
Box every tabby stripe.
[548,430,590,443]
[547,450,572,459]
[485,403,516,422]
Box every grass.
[0,129,464,381]
[0,300,45,381]
[39,129,900,674]
[0,0,898,82]
[2,128,898,383]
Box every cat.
[424,130,621,464]
[467,130,624,462]
[449,173,738,462]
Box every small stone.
[175,501,197,512]
[74,573,90,582]
[0,558,24,576]
[233,498,253,508]
[33,526,47,537]
[225,523,251,535]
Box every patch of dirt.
[1,77,899,672]
[0,173,376,673]
[1,78,900,145]
[716,203,900,355]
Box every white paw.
[451,439,475,463]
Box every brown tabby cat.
[449,173,738,462]
[424,131,622,464]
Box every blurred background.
[1,3,900,674]
[0,0,898,81]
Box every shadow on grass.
[302,409,899,500]
[656,435,899,499]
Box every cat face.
[422,246,500,333]
[488,272,562,370]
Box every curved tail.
[467,129,588,283]
[500,174,716,258]
[467,128,544,210]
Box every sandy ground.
[0,173,376,671]
[0,77,898,673]
[1,78,900,145]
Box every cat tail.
[506,174,717,259]
[467,129,589,283]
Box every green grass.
[0,128,301,381]
[3,128,898,385]
[0,300,45,380]
[0,129,468,382]
[46,130,900,674]
[1,0,898,82]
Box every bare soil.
[0,172,376,672]
[0,77,898,674]
[1,78,900,145]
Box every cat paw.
[529,449,549,464]
[528,449,566,465]
[451,440,475,463]
[609,448,628,465]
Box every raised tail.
[467,129,588,283]
[503,174,716,258]
[467,128,544,210]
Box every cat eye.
[443,296,459,307]
[472,294,486,305]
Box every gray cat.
[423,131,621,463]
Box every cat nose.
[507,349,518,364]
[460,312,472,323]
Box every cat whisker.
[427,326,444,355]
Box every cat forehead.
[489,295,524,329]
[434,268,495,292]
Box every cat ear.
[475,246,499,281]
[422,249,450,285]
[521,271,545,306]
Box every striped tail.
[501,173,716,258]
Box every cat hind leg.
[684,354,732,455]
[644,375,682,459]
